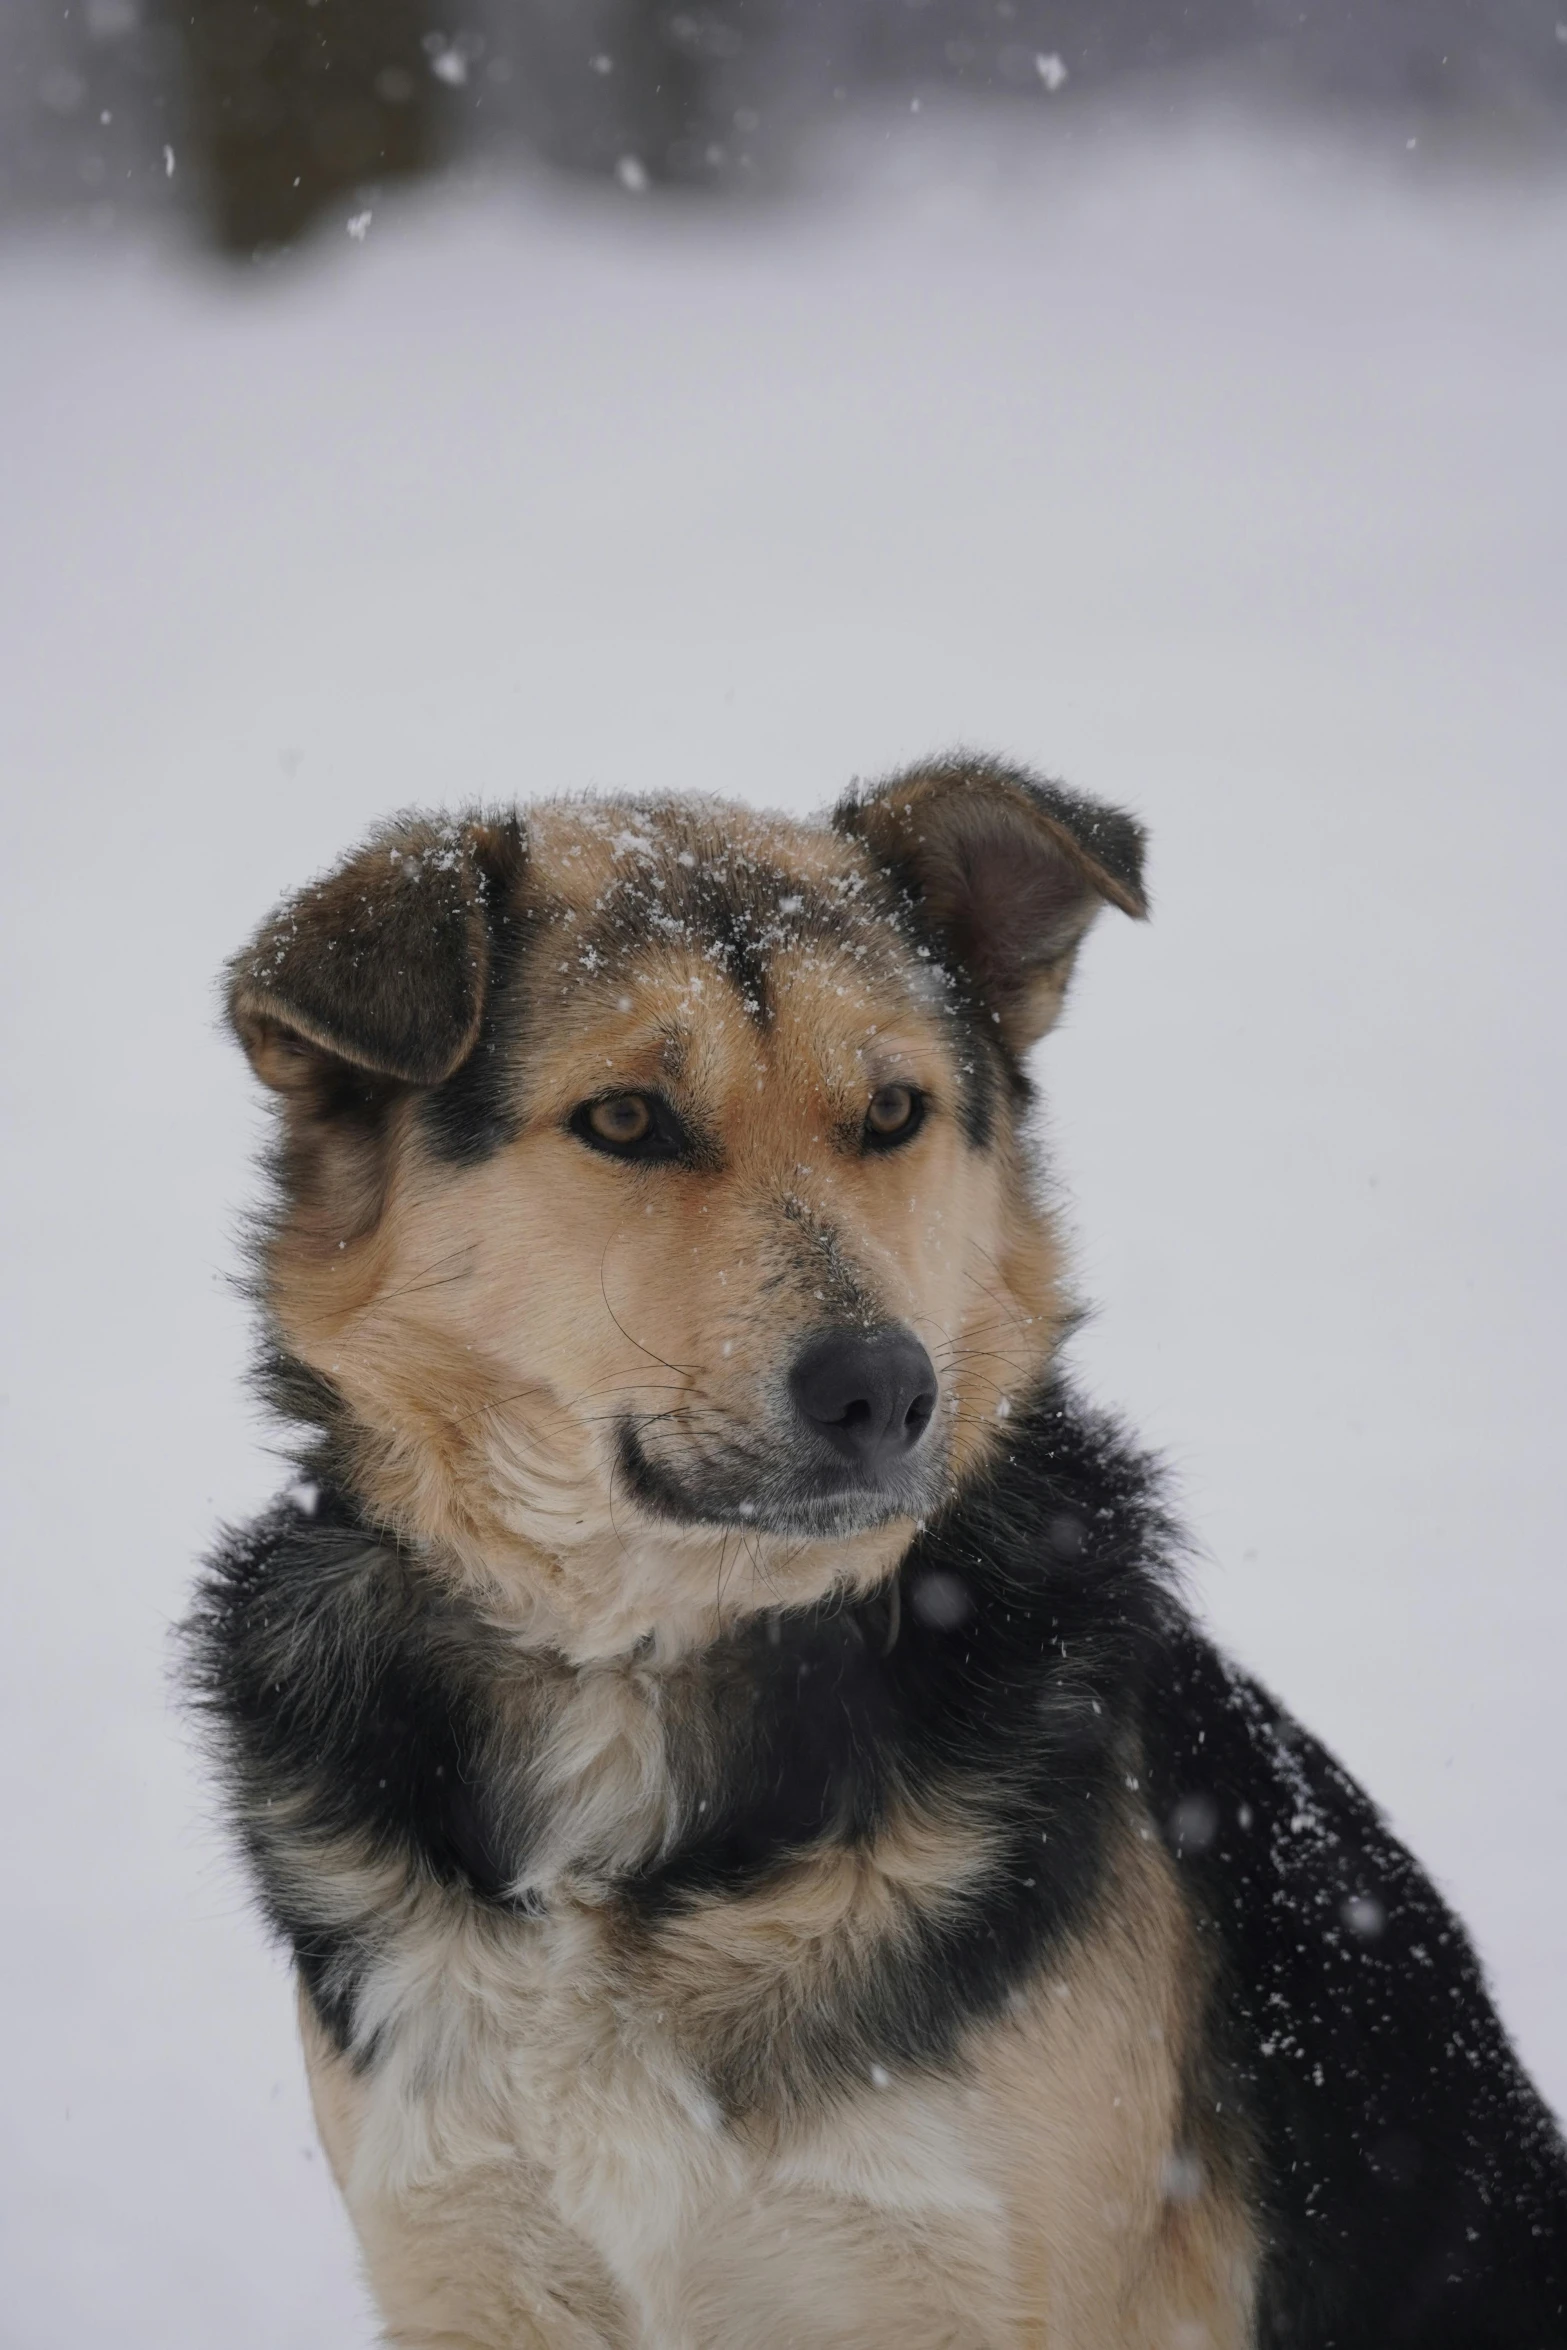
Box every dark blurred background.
[5,0,1565,254]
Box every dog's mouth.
[614,1417,945,1539]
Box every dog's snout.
[788,1329,938,1474]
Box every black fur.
[185,1480,527,2047]
[1145,1630,1567,2348]
[187,1382,1567,2339]
[420,870,537,1166]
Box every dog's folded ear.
[227,812,526,1095]
[834,755,1147,1055]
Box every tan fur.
[300,1816,1253,2348]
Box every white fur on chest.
[341,1893,1008,2349]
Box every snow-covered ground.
[1,112,1563,2347]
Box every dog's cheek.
[264,1109,417,1368]
[860,1123,1003,1342]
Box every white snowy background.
[1,105,1564,2347]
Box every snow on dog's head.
[227,761,1145,1656]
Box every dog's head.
[229,758,1144,1653]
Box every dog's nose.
[789,1329,938,1473]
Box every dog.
[188,757,1567,2348]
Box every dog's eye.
[571,1091,684,1162]
[591,1094,651,1146]
[863,1084,925,1150]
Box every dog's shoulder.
[185,1486,524,2044]
[1142,1621,1567,2343]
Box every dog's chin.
[616,1421,941,1542]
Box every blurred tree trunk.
[175,0,437,252]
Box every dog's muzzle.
[617,1324,943,1536]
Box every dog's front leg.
[297,1986,629,2350]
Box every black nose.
[789,1329,939,1474]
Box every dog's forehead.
[520,796,929,1012]
[526,796,861,912]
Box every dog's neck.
[431,1513,915,1667]
[295,1421,917,1667]
[277,1474,922,1904]
[279,1350,979,1666]
[263,1375,1157,1920]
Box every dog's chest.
[347,1892,1012,2342]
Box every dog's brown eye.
[590,1094,652,1146]
[570,1091,688,1163]
[864,1084,924,1150]
[587,1090,648,1146]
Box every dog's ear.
[834,755,1147,1054]
[227,812,526,1096]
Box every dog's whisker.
[339,1243,480,1328]
[598,1244,699,1380]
